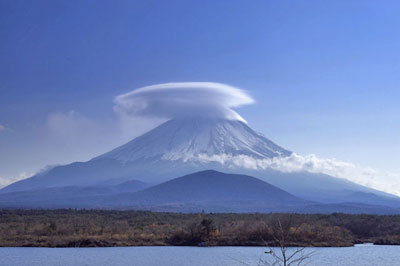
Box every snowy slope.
[93,117,291,162]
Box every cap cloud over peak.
[113,82,254,122]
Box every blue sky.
[0,1,399,191]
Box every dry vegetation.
[0,210,399,247]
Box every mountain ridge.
[0,170,398,214]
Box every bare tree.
[259,215,315,266]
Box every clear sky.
[1,1,399,191]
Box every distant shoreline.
[0,243,386,248]
[0,242,355,248]
[2,242,397,248]
[1,210,399,248]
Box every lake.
[1,244,399,266]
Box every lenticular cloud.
[114,82,254,122]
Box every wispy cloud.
[46,110,99,146]
[0,172,31,188]
[44,110,129,156]
[0,124,10,133]
[45,109,154,151]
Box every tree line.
[0,210,399,247]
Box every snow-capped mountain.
[1,117,291,193]
[2,116,399,211]
[94,117,291,162]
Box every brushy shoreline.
[0,210,399,248]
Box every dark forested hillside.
[0,210,399,247]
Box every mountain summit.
[94,118,291,162]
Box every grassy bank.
[0,210,399,247]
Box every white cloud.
[114,82,254,123]
[194,153,400,196]
[0,172,31,188]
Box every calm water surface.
[1,244,399,266]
